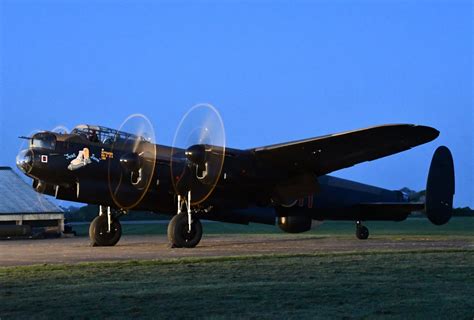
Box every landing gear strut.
[89,206,123,247]
[167,191,203,248]
[356,221,369,240]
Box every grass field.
[71,216,474,238]
[1,251,473,319]
[1,217,473,319]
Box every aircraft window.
[30,134,56,150]
[89,131,100,143]
[71,125,146,145]
[102,137,115,145]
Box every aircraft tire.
[89,215,122,247]
[356,225,369,240]
[167,213,203,248]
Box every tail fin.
[425,146,455,225]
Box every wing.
[253,124,439,177]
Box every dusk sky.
[0,0,472,207]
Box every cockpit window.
[71,125,146,145]
[30,133,56,150]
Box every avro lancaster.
[16,104,455,247]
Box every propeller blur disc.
[51,125,70,135]
[170,103,226,205]
[108,114,157,209]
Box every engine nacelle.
[278,215,312,233]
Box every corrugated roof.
[0,167,62,214]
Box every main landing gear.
[356,220,369,240]
[89,206,124,247]
[167,191,203,248]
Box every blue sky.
[0,0,472,207]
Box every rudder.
[425,146,455,225]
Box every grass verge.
[1,249,473,319]
[70,216,474,239]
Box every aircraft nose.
[16,149,33,174]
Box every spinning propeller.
[51,125,70,135]
[17,106,226,211]
[170,103,226,205]
[107,114,157,209]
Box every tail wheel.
[356,225,369,240]
[167,213,203,248]
[89,215,122,247]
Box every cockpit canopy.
[71,124,148,145]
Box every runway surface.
[1,234,472,266]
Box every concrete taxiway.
[1,234,472,267]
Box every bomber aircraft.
[16,104,455,247]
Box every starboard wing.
[253,124,439,177]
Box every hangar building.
[0,166,64,238]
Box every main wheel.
[167,213,203,248]
[356,225,369,240]
[89,215,122,247]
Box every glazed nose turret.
[16,149,33,174]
